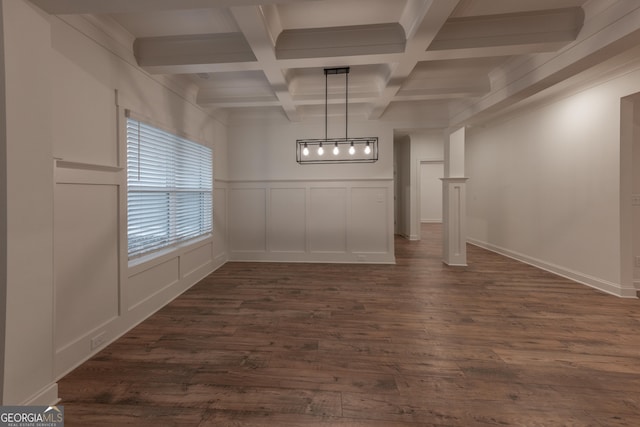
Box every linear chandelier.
[296,67,378,164]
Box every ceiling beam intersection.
[231,5,299,121]
[368,0,461,120]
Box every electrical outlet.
[635,256,640,268]
[632,195,640,206]
[91,332,106,350]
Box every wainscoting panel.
[181,242,214,279]
[350,187,389,254]
[54,183,119,352]
[128,258,180,310]
[229,188,267,253]
[228,180,394,263]
[309,187,347,254]
[269,188,306,253]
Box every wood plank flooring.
[58,224,640,426]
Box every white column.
[442,127,468,266]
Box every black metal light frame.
[296,67,378,164]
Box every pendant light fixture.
[296,67,378,164]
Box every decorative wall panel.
[350,187,388,254]
[228,180,394,263]
[309,187,347,253]
[128,258,180,310]
[270,188,306,253]
[229,188,267,252]
[54,183,119,351]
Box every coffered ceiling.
[29,0,640,127]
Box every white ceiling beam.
[29,0,317,15]
[139,61,264,75]
[197,97,282,108]
[293,96,380,106]
[399,0,435,40]
[393,92,485,101]
[418,42,575,62]
[429,7,584,51]
[450,0,640,127]
[199,94,381,108]
[397,77,490,97]
[368,3,586,120]
[275,23,406,60]
[130,32,572,77]
[368,0,461,120]
[231,6,299,121]
[134,33,256,68]
[276,53,404,69]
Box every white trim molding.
[468,238,638,298]
[441,177,468,266]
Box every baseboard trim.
[22,383,59,406]
[444,262,468,267]
[229,251,395,264]
[468,238,637,298]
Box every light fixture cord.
[345,71,349,140]
[325,70,328,141]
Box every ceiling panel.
[112,8,239,37]
[277,0,407,30]
[194,70,277,106]
[192,70,271,89]
[411,57,509,75]
[288,64,388,101]
[451,0,588,17]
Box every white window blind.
[126,117,212,259]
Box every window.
[126,116,212,259]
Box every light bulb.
[348,143,355,155]
[317,143,324,156]
[302,144,309,156]
[364,142,371,155]
[333,143,339,155]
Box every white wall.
[50,13,229,377]
[227,111,395,263]
[620,93,640,293]
[467,67,640,297]
[1,0,228,404]
[228,111,392,181]
[633,100,640,289]
[0,2,6,404]
[1,0,55,405]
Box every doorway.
[419,161,444,225]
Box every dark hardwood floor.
[59,224,640,426]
